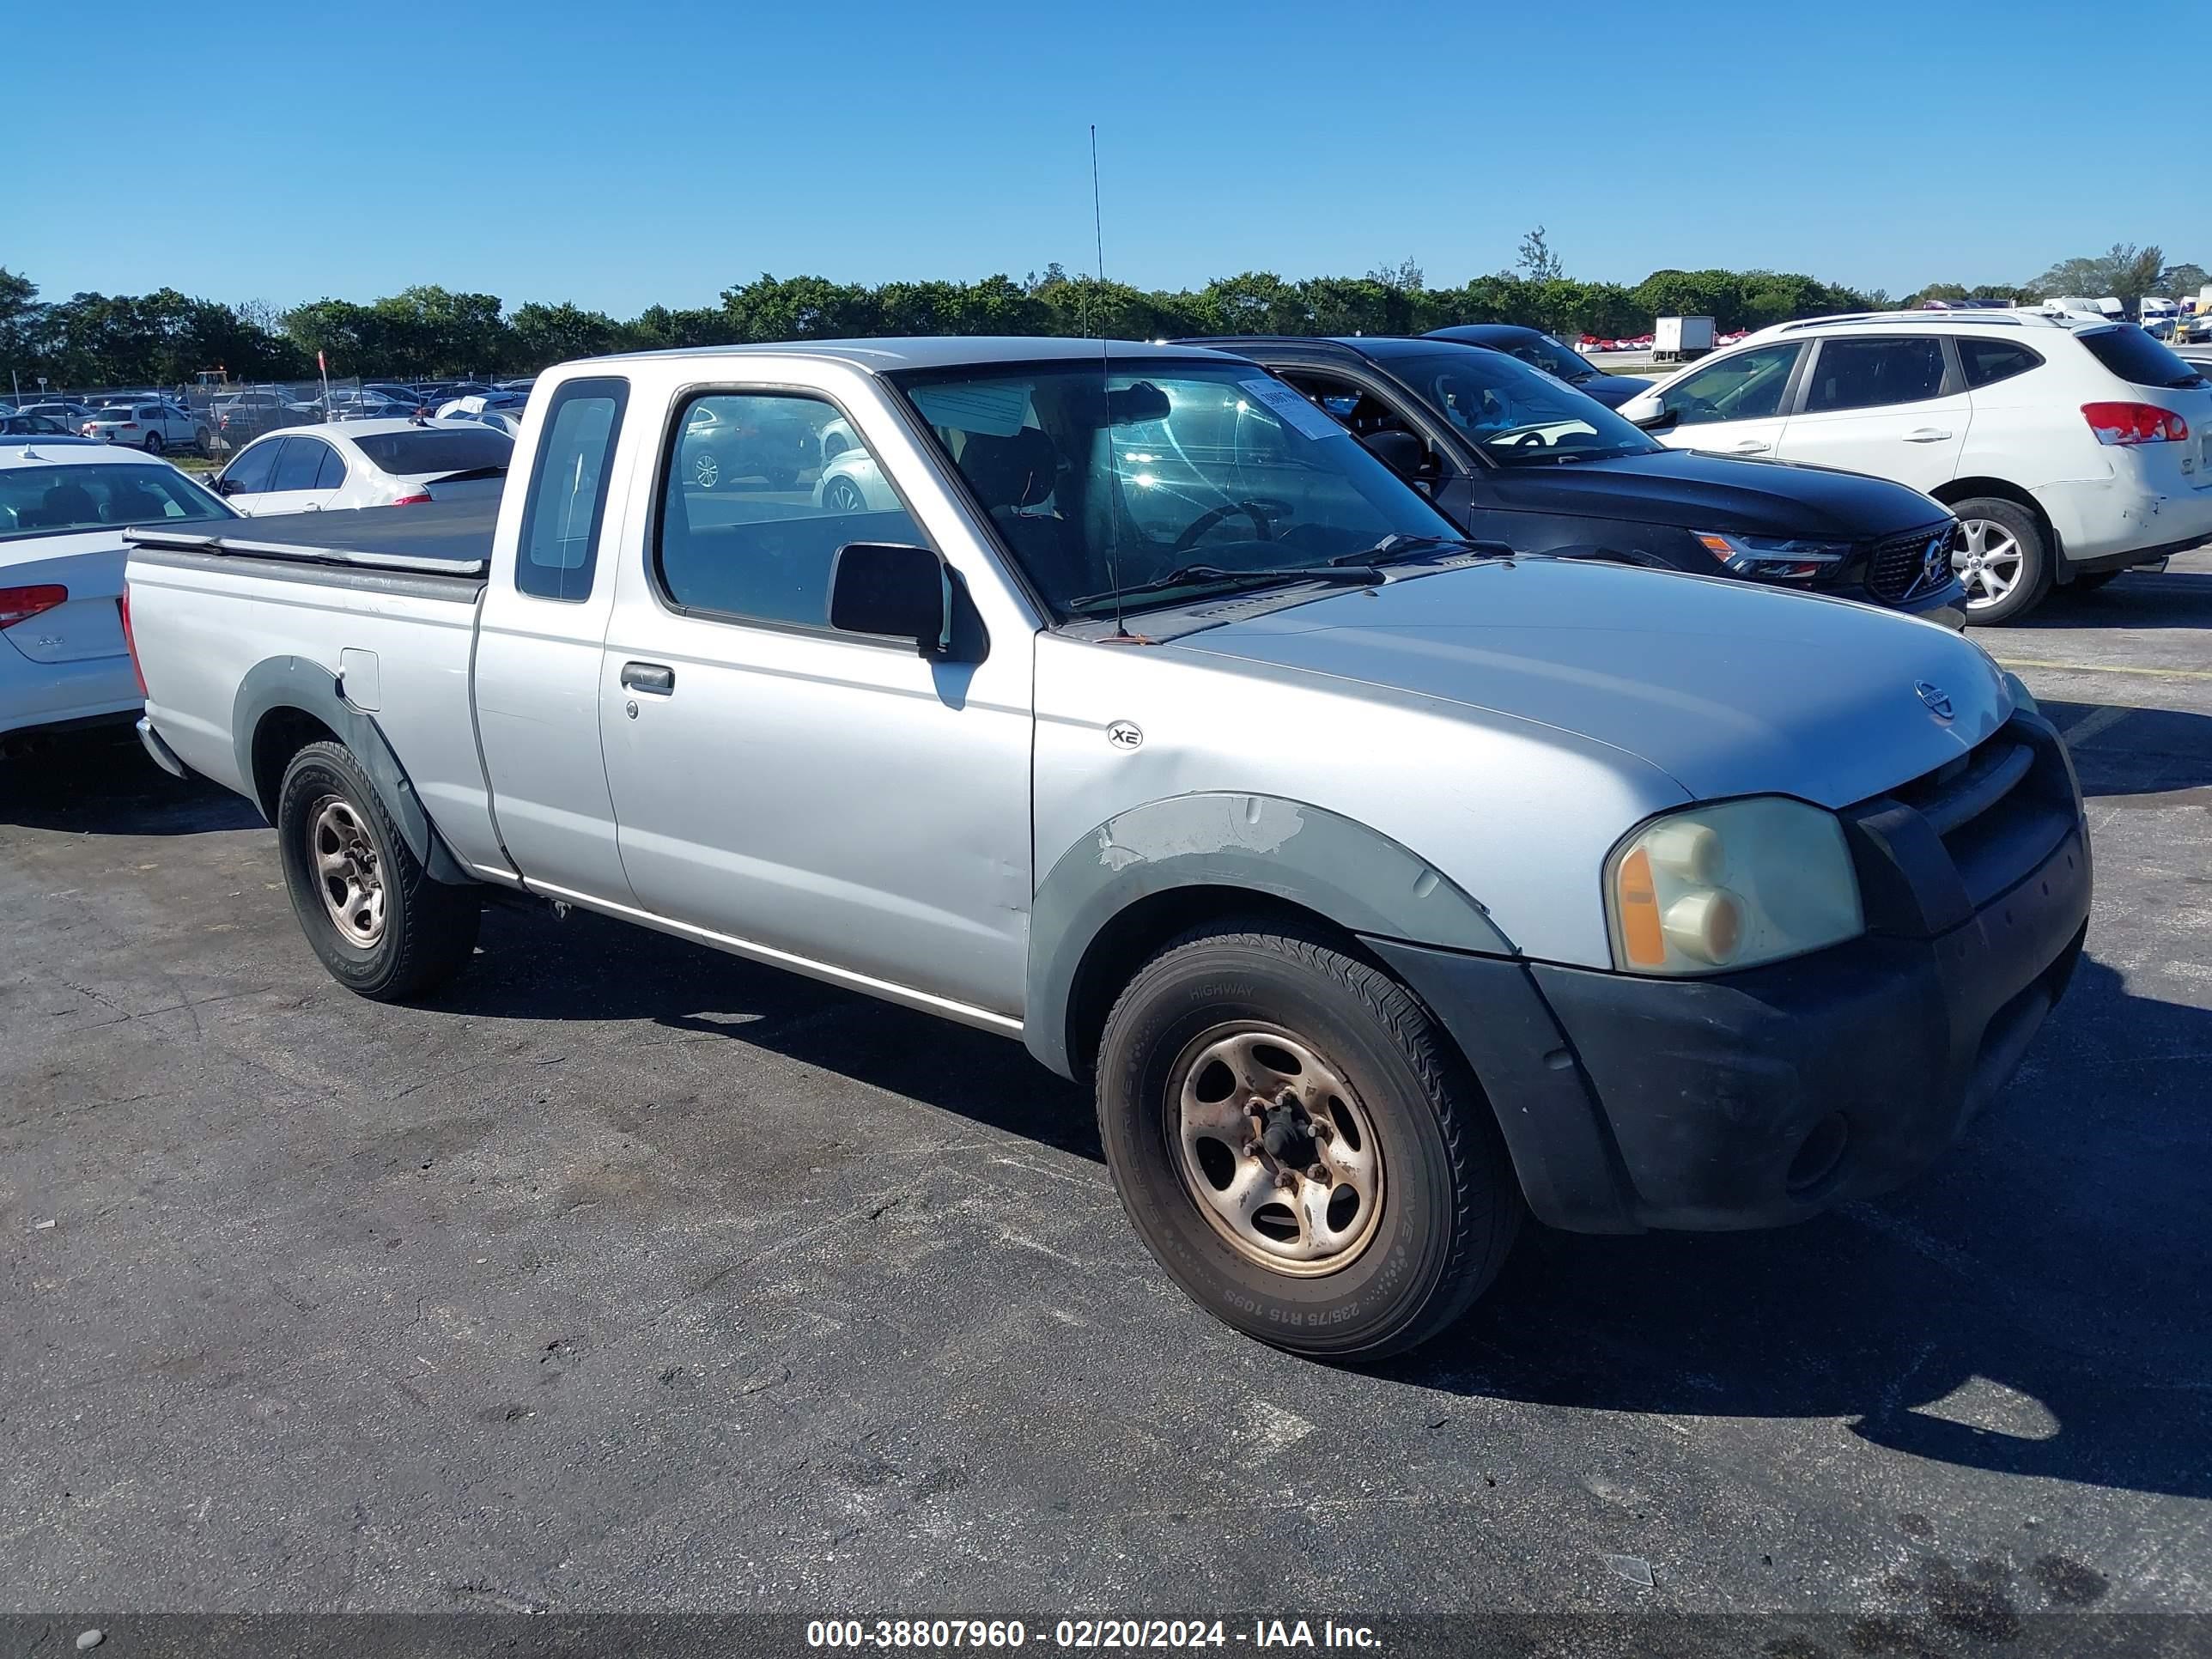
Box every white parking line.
[2059,704,2135,745]
[1997,657,2212,683]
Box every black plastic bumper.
[1369,711,2091,1233]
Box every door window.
[655,392,926,630]
[515,376,629,603]
[220,439,283,494]
[1661,343,1803,425]
[270,437,331,492]
[1958,338,2045,388]
[1802,337,1948,412]
[313,442,348,489]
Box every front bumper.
[1372,709,2090,1232]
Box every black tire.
[2070,570,2121,592]
[763,465,799,492]
[1095,921,1522,1360]
[143,433,163,454]
[276,739,480,1000]
[823,476,868,514]
[1952,496,2051,625]
[193,427,212,455]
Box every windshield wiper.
[1328,533,1510,568]
[1069,562,1384,612]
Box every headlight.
[1692,531,1852,581]
[1605,797,1864,975]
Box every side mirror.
[1630,404,1680,434]
[211,475,242,495]
[1358,428,1431,482]
[829,542,951,655]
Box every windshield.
[0,462,235,538]
[351,428,514,476]
[1510,333,1597,383]
[1384,349,1660,465]
[894,358,1459,618]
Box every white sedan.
[1,443,239,754]
[210,418,514,514]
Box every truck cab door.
[596,383,1034,1022]
[471,374,638,903]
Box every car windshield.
[1508,333,1597,382]
[1383,349,1660,465]
[351,428,514,476]
[0,462,235,538]
[893,357,1461,619]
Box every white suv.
[1620,312,2212,622]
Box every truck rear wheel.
[1095,921,1522,1359]
[276,739,480,1000]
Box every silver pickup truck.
[123,337,2092,1358]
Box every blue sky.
[8,0,2191,316]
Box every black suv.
[1192,335,1966,626]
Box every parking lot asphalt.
[3,556,2210,1632]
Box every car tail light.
[0,584,68,629]
[386,491,433,506]
[2081,402,2189,445]
[118,588,148,694]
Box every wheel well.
[1932,476,2060,559]
[249,706,340,820]
[1062,886,1363,1080]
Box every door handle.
[1903,428,1954,442]
[1729,440,1771,454]
[621,661,675,694]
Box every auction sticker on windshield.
[1238,378,1347,442]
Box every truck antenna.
[1091,125,1128,641]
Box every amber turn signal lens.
[1616,846,1666,966]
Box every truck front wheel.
[1095,921,1522,1360]
[276,739,480,1000]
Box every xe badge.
[1915,680,1954,721]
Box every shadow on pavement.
[442,897,2209,1502]
[2022,564,2212,630]
[2041,698,2212,799]
[1396,951,2212,1504]
[0,728,264,835]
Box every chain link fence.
[3,372,526,459]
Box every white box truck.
[1652,316,1715,362]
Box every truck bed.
[125,496,495,579]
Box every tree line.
[3,236,2201,391]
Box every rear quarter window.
[1959,338,2045,389]
[2077,327,2207,390]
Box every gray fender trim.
[1024,792,1512,1079]
[232,656,475,886]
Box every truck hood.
[1491,448,1950,540]
[1166,558,2011,809]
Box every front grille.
[1882,717,2077,908]
[1865,525,1951,604]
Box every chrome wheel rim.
[826,478,865,512]
[309,796,385,947]
[1170,1026,1384,1276]
[692,452,720,489]
[1954,519,2024,611]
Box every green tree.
[1516,227,1564,284]
[2027,243,2166,307]
[510,301,623,368]
[2157,261,2209,298]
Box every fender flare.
[232,655,474,886]
[1024,792,1512,1079]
